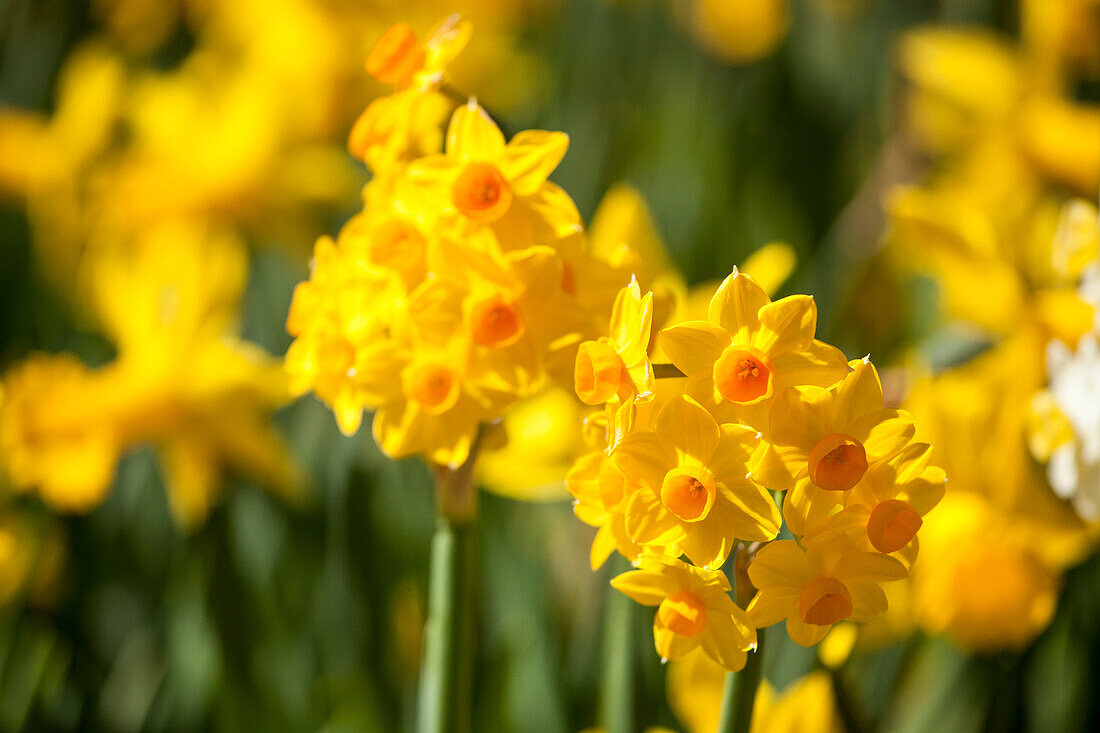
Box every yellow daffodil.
[365,16,472,92]
[746,538,907,646]
[614,396,781,568]
[2,225,300,528]
[574,280,654,405]
[660,268,849,433]
[754,358,916,535]
[406,100,570,229]
[909,492,1089,650]
[612,554,757,671]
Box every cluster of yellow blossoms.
[568,271,944,671]
[286,18,650,468]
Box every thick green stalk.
[600,556,635,733]
[417,440,481,733]
[716,627,766,733]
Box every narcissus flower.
[615,396,781,568]
[365,17,471,92]
[574,279,654,405]
[407,100,569,226]
[660,268,848,432]
[746,538,908,646]
[612,554,757,671]
[754,358,917,535]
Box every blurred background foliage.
[0,0,1099,731]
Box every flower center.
[469,294,525,348]
[453,162,513,222]
[574,341,626,405]
[799,577,853,626]
[657,591,707,637]
[369,218,426,274]
[404,362,460,415]
[713,345,775,405]
[808,433,868,491]
[867,499,923,553]
[366,22,425,86]
[660,466,717,522]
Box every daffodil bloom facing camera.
[612,554,757,671]
[745,537,908,646]
[406,101,569,228]
[659,268,848,433]
[614,396,781,569]
[754,358,917,535]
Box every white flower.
[1045,335,1100,519]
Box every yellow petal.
[786,615,830,647]
[707,424,759,484]
[615,432,676,490]
[753,295,817,352]
[625,488,687,546]
[659,321,731,377]
[746,540,814,589]
[446,101,506,161]
[611,567,679,606]
[500,130,569,196]
[590,524,618,571]
[701,617,751,672]
[834,358,883,420]
[746,590,798,627]
[740,242,796,297]
[853,409,916,462]
[654,615,703,661]
[657,396,721,462]
[770,341,850,391]
[708,268,769,338]
[837,552,908,583]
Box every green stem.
[417,438,482,733]
[716,627,766,733]
[600,556,635,733]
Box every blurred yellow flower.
[668,649,843,733]
[688,0,789,64]
[1,223,300,528]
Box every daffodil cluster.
[285,20,658,468]
[875,0,1100,651]
[569,270,944,671]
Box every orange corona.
[808,433,868,491]
[657,592,708,637]
[404,362,461,415]
[867,499,923,553]
[369,218,426,274]
[366,23,424,87]
[799,577,853,626]
[452,162,513,222]
[469,294,525,348]
[713,345,775,404]
[660,466,717,522]
[574,341,626,405]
